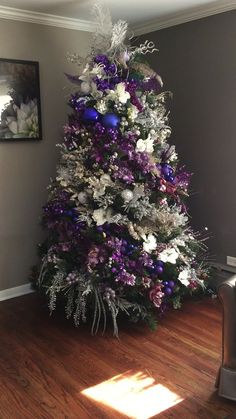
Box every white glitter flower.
[178,269,191,287]
[115,82,130,103]
[136,138,146,152]
[159,248,179,264]
[107,82,130,104]
[92,208,113,225]
[135,135,154,154]
[142,234,157,253]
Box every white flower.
[142,234,157,253]
[116,82,130,103]
[100,174,112,186]
[88,174,113,199]
[135,135,155,154]
[80,63,104,81]
[136,138,146,152]
[7,99,39,138]
[159,248,179,264]
[178,269,191,287]
[90,81,103,99]
[107,82,130,104]
[127,104,139,121]
[145,137,155,153]
[171,237,186,247]
[92,208,113,225]
[95,99,107,114]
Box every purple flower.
[149,285,165,308]
[174,170,192,191]
[94,54,109,66]
[138,252,154,268]
[113,166,134,184]
[104,63,117,75]
[70,95,85,112]
[129,151,155,174]
[142,77,161,93]
[87,246,107,268]
[142,277,152,288]
[116,269,136,286]
[95,77,110,91]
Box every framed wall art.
[0,58,42,141]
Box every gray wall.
[143,10,236,264]
[0,19,91,290]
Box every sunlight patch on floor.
[81,371,184,419]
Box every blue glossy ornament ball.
[156,260,164,266]
[166,174,175,183]
[82,107,100,123]
[161,163,173,176]
[102,113,120,129]
[128,244,135,250]
[155,265,164,275]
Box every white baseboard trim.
[0,283,34,302]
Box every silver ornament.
[121,189,134,202]
[80,81,91,94]
[78,191,88,205]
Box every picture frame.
[0,58,42,141]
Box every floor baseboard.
[0,283,34,302]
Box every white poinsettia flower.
[100,173,112,186]
[7,99,39,138]
[115,82,130,104]
[135,138,146,152]
[92,208,110,225]
[142,233,157,253]
[135,136,154,154]
[144,136,155,153]
[159,248,179,264]
[107,82,130,104]
[93,174,113,199]
[80,63,104,81]
[178,269,191,287]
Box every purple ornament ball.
[168,280,175,288]
[149,265,156,273]
[82,107,100,123]
[165,287,172,296]
[155,265,164,275]
[101,113,120,129]
[156,260,164,267]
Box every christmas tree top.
[35,4,209,336]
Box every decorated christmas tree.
[34,5,209,336]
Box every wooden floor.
[0,294,235,419]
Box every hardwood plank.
[0,294,235,418]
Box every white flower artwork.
[0,59,41,141]
[7,99,39,138]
